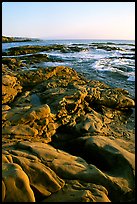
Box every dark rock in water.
[2,44,135,202]
[89,43,125,51]
[2,57,26,71]
[3,44,89,56]
[19,53,64,67]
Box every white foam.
[43,61,70,67]
[127,75,135,81]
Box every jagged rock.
[2,104,56,143]
[90,87,135,109]
[2,66,135,141]
[2,74,22,104]
[16,68,48,88]
[2,64,16,76]
[2,105,11,111]
[2,57,26,71]
[74,111,103,134]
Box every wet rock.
[19,53,64,66]
[2,64,16,76]
[2,57,26,71]
[30,94,41,106]
[89,43,125,51]
[4,44,89,56]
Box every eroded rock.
[2,104,56,143]
[2,74,22,104]
[2,63,135,202]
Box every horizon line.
[3,35,135,41]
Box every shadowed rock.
[42,180,111,202]
[2,140,135,202]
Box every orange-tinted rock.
[2,63,135,202]
[2,163,35,202]
[2,74,22,104]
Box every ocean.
[2,39,135,98]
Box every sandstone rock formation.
[2,45,135,202]
[2,140,135,202]
[2,74,22,104]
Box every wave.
[127,75,135,82]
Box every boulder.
[83,136,135,200]
[84,136,135,173]
[2,104,56,143]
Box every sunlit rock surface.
[2,51,135,202]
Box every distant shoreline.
[2,36,135,42]
[2,36,40,43]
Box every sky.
[2,2,135,40]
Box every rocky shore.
[2,44,135,202]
